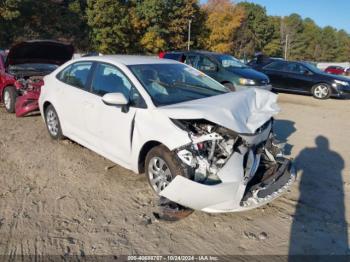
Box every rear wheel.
[3,86,17,113]
[45,105,63,140]
[312,83,331,99]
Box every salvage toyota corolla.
[39,55,296,213]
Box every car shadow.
[273,119,296,156]
[289,136,348,259]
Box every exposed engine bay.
[160,117,296,212]
[174,119,240,184]
[15,76,44,95]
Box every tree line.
[1,0,349,62]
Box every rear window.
[264,61,286,71]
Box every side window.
[286,63,306,74]
[91,63,132,98]
[264,61,286,71]
[129,86,147,108]
[57,62,93,90]
[197,56,216,71]
[184,55,197,67]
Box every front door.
[283,63,314,92]
[83,62,140,165]
[195,55,218,80]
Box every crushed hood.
[158,88,280,134]
[6,40,74,66]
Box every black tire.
[3,86,17,113]
[311,83,331,99]
[223,82,236,92]
[44,105,64,140]
[145,145,186,194]
[145,145,194,220]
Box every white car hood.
[158,88,280,134]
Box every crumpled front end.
[15,77,43,117]
[159,118,296,213]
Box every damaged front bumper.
[159,119,296,213]
[160,156,295,213]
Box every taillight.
[159,51,165,58]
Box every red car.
[0,40,74,117]
[324,66,345,75]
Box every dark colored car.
[324,66,345,75]
[160,51,271,91]
[0,40,74,117]
[259,60,350,99]
[247,56,283,71]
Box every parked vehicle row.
[160,51,272,91]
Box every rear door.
[262,61,288,89]
[55,61,94,141]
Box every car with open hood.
[160,51,272,92]
[39,55,295,214]
[0,40,74,117]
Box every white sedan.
[39,55,295,213]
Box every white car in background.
[39,55,295,213]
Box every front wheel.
[3,86,17,113]
[312,83,331,99]
[45,105,64,140]
[223,82,236,92]
[145,145,194,220]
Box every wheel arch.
[138,140,164,174]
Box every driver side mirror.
[102,92,128,106]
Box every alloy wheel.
[314,84,329,99]
[46,109,59,136]
[3,91,11,110]
[148,157,173,193]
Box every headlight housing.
[239,78,256,86]
[334,79,349,86]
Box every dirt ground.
[0,93,349,257]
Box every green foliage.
[0,0,89,50]
[232,2,274,58]
[87,0,133,53]
[0,0,349,61]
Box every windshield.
[8,63,58,74]
[214,55,248,68]
[129,63,229,106]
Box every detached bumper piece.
[240,158,296,210]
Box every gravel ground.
[0,93,349,258]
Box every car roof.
[165,50,225,56]
[76,55,180,66]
